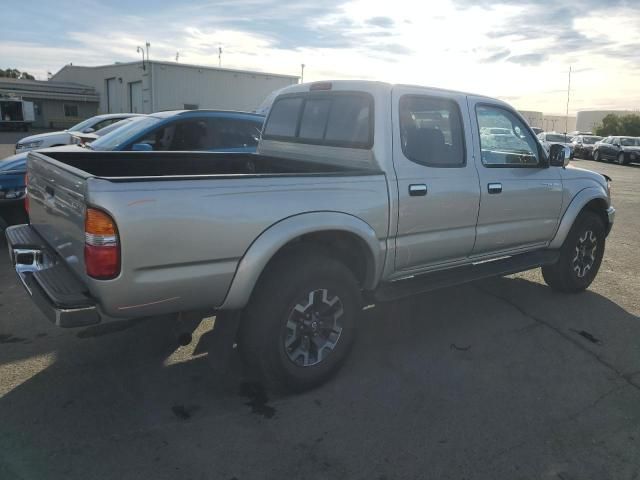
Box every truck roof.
[275,79,494,102]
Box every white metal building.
[51,61,299,115]
[576,110,635,132]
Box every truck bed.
[38,150,377,179]
[26,150,389,319]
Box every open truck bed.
[13,149,389,325]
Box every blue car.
[0,110,264,225]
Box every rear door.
[468,98,563,256]
[391,86,480,272]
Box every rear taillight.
[84,207,120,279]
[24,173,29,216]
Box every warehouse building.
[518,110,576,133]
[576,110,635,132]
[51,61,299,115]
[0,78,98,129]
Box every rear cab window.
[263,91,373,149]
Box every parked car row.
[0,109,264,222]
[592,136,640,165]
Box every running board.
[373,250,559,303]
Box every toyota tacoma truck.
[6,81,615,391]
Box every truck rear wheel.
[542,211,605,293]
[239,249,362,392]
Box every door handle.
[409,184,427,196]
[488,183,502,194]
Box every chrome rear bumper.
[6,224,100,328]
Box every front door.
[392,87,481,273]
[469,99,563,256]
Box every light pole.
[301,63,305,83]
[146,42,150,62]
[218,46,223,67]
[136,46,146,70]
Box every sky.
[2,0,639,114]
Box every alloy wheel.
[283,289,345,367]
[572,230,597,278]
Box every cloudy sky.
[2,0,639,114]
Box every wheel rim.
[284,289,344,367]
[572,229,598,278]
[618,154,624,164]
[594,151,599,161]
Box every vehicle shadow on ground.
[1,275,639,479]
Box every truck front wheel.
[542,211,605,293]
[239,249,362,392]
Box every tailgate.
[27,151,89,281]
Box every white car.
[537,131,575,158]
[14,113,144,154]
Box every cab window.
[476,105,540,167]
[399,95,465,167]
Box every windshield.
[546,134,570,142]
[583,136,602,144]
[621,137,640,146]
[94,117,137,136]
[89,116,161,150]
[68,117,101,132]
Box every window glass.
[324,96,371,145]
[399,95,465,166]
[299,99,331,140]
[263,93,373,148]
[206,119,261,148]
[90,116,161,150]
[92,118,118,131]
[476,105,539,166]
[263,97,302,137]
[64,104,79,117]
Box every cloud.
[366,16,394,28]
[481,49,510,62]
[506,53,547,66]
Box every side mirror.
[550,144,571,167]
[82,127,95,134]
[131,143,153,151]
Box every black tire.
[542,211,605,293]
[239,248,362,392]
[616,153,628,166]
[593,150,600,162]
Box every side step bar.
[373,250,559,303]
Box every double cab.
[7,80,615,391]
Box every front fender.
[219,212,385,310]
[549,186,609,249]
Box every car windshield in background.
[93,118,136,136]
[68,117,99,132]
[621,137,640,146]
[546,134,569,142]
[582,136,602,144]
[89,116,161,150]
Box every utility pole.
[565,65,571,137]
[175,52,179,62]
[136,46,146,70]
[301,63,305,83]
[146,42,150,62]
[218,46,222,67]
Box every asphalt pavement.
[0,158,639,480]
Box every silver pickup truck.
[7,80,615,391]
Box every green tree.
[594,114,620,136]
[595,113,640,137]
[0,68,35,80]
[620,114,640,137]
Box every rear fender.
[219,212,384,310]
